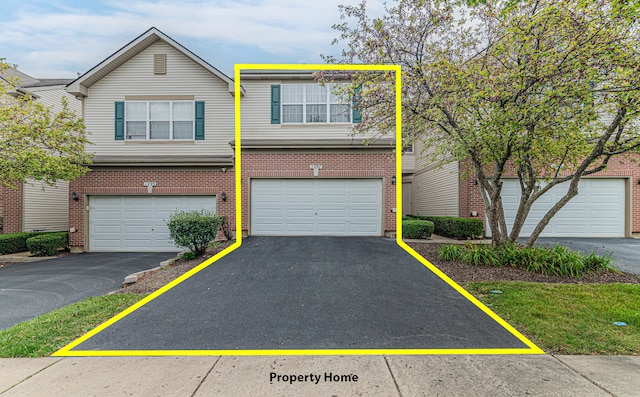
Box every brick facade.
[242,151,397,235]
[0,185,22,233]
[69,169,235,251]
[458,153,640,235]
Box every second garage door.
[497,178,625,237]
[89,195,216,251]
[251,179,382,236]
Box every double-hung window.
[125,101,195,140]
[281,83,351,124]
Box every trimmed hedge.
[402,219,435,239]
[406,215,483,239]
[26,232,69,256]
[0,232,43,255]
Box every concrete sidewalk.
[1,355,639,396]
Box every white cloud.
[0,0,385,77]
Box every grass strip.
[0,294,146,357]
[466,282,640,355]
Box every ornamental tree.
[324,0,640,246]
[0,60,92,189]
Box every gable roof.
[66,27,241,97]
[1,68,73,98]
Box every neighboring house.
[0,69,77,234]
[404,137,639,238]
[65,27,396,252]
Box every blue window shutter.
[352,86,362,123]
[195,101,205,140]
[115,102,125,140]
[271,85,281,124]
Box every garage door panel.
[498,179,624,237]
[287,194,315,204]
[350,223,380,233]
[90,195,216,252]
[350,194,379,204]
[318,194,346,204]
[251,178,382,236]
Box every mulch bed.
[115,240,235,294]
[115,240,639,295]
[408,242,640,285]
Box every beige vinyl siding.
[22,179,69,232]
[28,86,81,116]
[84,41,234,157]
[402,182,412,215]
[411,140,459,216]
[240,79,378,140]
[402,153,415,173]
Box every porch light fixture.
[391,175,396,185]
[71,191,79,201]
[221,192,227,202]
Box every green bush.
[407,215,483,239]
[402,219,435,239]
[26,232,68,256]
[0,232,44,255]
[167,209,223,256]
[437,243,613,278]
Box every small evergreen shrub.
[26,232,68,256]
[402,220,435,239]
[0,232,43,255]
[407,215,483,239]
[167,210,223,256]
[181,251,197,260]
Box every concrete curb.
[121,253,183,286]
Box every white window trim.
[124,100,195,141]
[281,83,352,124]
[403,144,414,154]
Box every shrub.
[167,209,223,256]
[181,251,197,260]
[402,219,435,239]
[0,232,43,255]
[219,215,233,241]
[26,232,68,256]
[437,243,613,278]
[407,215,483,239]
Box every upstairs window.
[281,83,351,124]
[124,101,195,140]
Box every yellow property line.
[53,63,544,357]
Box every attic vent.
[154,54,167,75]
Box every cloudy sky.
[0,0,385,78]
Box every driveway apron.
[0,252,176,330]
[71,237,529,351]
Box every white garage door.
[498,179,624,237]
[89,196,216,251]
[251,179,382,236]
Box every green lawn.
[1,283,638,357]
[0,294,145,357]
[466,282,640,355]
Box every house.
[403,137,639,238]
[65,27,396,252]
[0,69,78,234]
[238,70,395,237]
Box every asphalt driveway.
[72,237,531,352]
[0,252,176,330]
[534,237,640,275]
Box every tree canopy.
[0,60,92,189]
[325,0,640,246]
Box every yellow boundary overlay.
[53,63,544,357]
